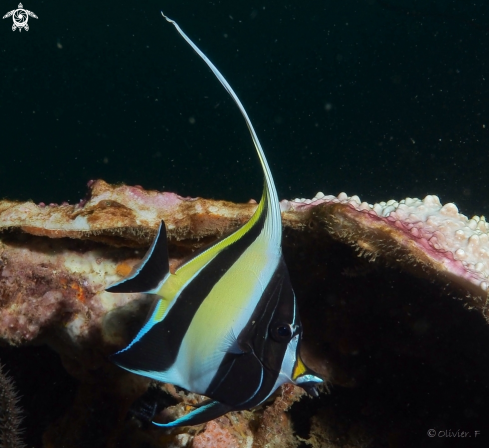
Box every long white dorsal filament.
[160,12,281,239]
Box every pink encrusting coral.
[192,420,241,448]
[283,191,489,302]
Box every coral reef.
[1,180,489,447]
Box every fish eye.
[270,322,293,342]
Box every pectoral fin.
[219,327,245,355]
[152,400,233,428]
[106,220,170,293]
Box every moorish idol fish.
[106,12,323,428]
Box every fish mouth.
[292,354,323,396]
[299,381,321,398]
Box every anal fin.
[152,400,233,428]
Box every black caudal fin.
[106,221,170,293]
[152,400,233,428]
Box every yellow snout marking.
[292,355,307,380]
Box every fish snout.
[291,354,323,397]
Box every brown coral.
[1,182,489,447]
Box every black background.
[1,0,488,216]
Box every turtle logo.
[3,3,38,32]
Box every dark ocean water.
[1,0,488,216]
